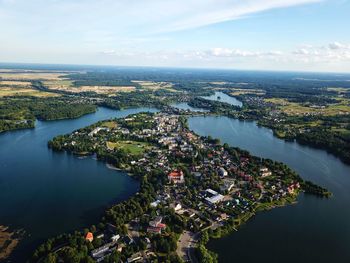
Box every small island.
[32,109,330,263]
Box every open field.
[106,140,151,155]
[229,88,265,96]
[0,87,59,97]
[326,87,350,94]
[43,79,136,95]
[132,80,178,92]
[100,121,118,129]
[265,97,350,116]
[0,81,32,86]
[0,72,67,80]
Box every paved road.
[177,231,199,263]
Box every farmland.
[264,97,350,116]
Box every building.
[220,179,235,193]
[149,216,163,227]
[168,170,184,184]
[111,234,120,242]
[147,226,162,234]
[218,167,228,177]
[205,189,224,205]
[85,232,94,242]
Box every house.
[127,252,143,263]
[111,234,120,242]
[170,202,182,211]
[168,170,184,184]
[88,127,108,137]
[85,232,94,242]
[150,200,161,208]
[147,226,162,234]
[218,167,228,177]
[149,216,163,227]
[220,179,235,193]
[260,167,272,177]
[205,189,224,205]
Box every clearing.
[0,86,59,98]
[106,141,151,155]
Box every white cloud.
[0,0,323,38]
[292,42,350,63]
[100,42,350,70]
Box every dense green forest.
[0,97,96,132]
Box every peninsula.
[33,108,330,263]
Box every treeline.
[0,97,97,132]
[98,91,166,110]
[302,180,332,197]
[66,72,139,87]
[296,129,350,164]
[188,97,241,113]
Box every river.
[0,107,157,261]
[188,116,350,263]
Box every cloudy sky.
[0,0,349,72]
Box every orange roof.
[168,170,183,177]
[85,232,93,242]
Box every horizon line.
[0,61,349,75]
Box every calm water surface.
[189,116,350,263]
[0,107,157,261]
[201,91,243,107]
[172,91,242,111]
[171,102,208,112]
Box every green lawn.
[106,140,150,155]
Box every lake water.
[188,116,350,263]
[171,91,242,112]
[201,91,243,107]
[170,102,209,112]
[2,107,349,262]
[0,107,157,261]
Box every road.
[177,231,199,263]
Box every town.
[37,109,329,263]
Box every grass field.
[229,88,265,96]
[0,81,32,86]
[101,121,118,129]
[0,87,59,98]
[132,80,178,92]
[106,141,150,155]
[0,72,67,80]
[43,79,136,95]
[326,87,350,94]
[265,97,350,116]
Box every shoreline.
[0,225,24,261]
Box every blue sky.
[0,0,349,72]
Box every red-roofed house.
[168,170,184,184]
[85,232,94,242]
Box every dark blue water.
[0,107,157,261]
[201,91,243,107]
[188,116,350,263]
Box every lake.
[201,91,243,107]
[2,107,350,262]
[0,107,157,261]
[171,91,242,111]
[188,116,350,263]
[170,102,208,112]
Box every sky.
[0,0,350,72]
